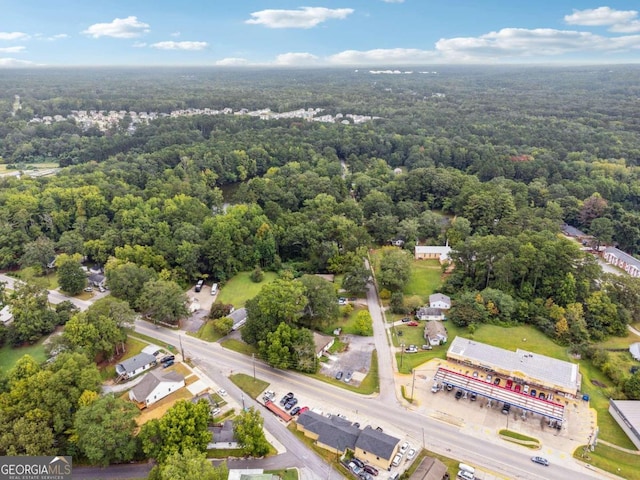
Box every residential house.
[630,343,640,362]
[129,370,185,408]
[313,332,335,358]
[208,420,239,449]
[424,321,448,346]
[416,307,445,321]
[429,293,451,310]
[603,247,640,278]
[296,412,400,470]
[409,456,449,480]
[88,272,106,287]
[296,410,360,454]
[414,246,451,264]
[354,425,401,471]
[115,352,157,381]
[0,305,13,326]
[229,308,247,331]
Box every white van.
[211,283,218,295]
[459,463,475,475]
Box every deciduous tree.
[233,407,270,457]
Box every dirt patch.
[591,379,607,388]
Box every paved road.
[0,273,98,311]
[134,320,608,480]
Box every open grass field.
[0,339,47,372]
[323,304,371,336]
[573,443,640,480]
[404,259,444,302]
[190,321,224,343]
[220,338,259,356]
[216,271,278,308]
[266,469,298,480]
[230,373,269,399]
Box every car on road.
[455,390,463,400]
[335,371,343,380]
[344,372,353,383]
[399,442,409,454]
[407,321,419,326]
[531,456,549,466]
[400,317,411,323]
[363,465,379,476]
[391,453,402,467]
[217,389,227,396]
[406,448,416,461]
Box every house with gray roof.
[129,370,184,408]
[609,400,640,450]
[416,307,445,321]
[631,343,640,362]
[115,352,156,380]
[355,426,401,470]
[429,293,451,310]
[603,247,640,278]
[229,307,247,331]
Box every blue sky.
[1,1,640,67]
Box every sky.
[1,1,640,67]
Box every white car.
[211,283,218,295]
[406,448,417,460]
[391,453,402,467]
[399,442,409,454]
[211,408,221,416]
[218,389,227,396]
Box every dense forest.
[1,67,640,458]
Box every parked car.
[399,442,409,454]
[401,317,411,323]
[161,355,175,364]
[445,383,453,391]
[162,359,174,368]
[407,321,419,326]
[391,453,402,467]
[84,287,93,292]
[290,406,301,415]
[218,389,227,396]
[211,283,218,295]
[470,392,477,401]
[211,407,221,416]
[431,383,440,393]
[406,448,417,461]
[455,390,463,400]
[195,279,204,292]
[539,392,546,400]
[284,398,298,410]
[263,390,276,401]
[351,458,364,469]
[502,403,511,415]
[344,372,353,383]
[506,379,513,389]
[486,374,492,383]
[359,472,373,480]
[530,389,537,397]
[531,456,549,466]
[472,371,478,378]
[363,465,379,476]
[514,384,522,393]
[494,377,501,386]
[98,286,106,292]
[335,371,343,380]
[421,344,432,350]
[523,384,530,394]
[338,297,348,305]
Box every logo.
[0,456,72,480]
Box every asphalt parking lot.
[182,284,218,332]
[320,334,376,385]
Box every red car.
[514,384,522,393]
[506,379,513,389]
[407,321,419,326]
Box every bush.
[250,266,264,283]
[341,304,354,318]
[212,317,234,336]
[379,289,391,300]
[209,303,233,320]
[390,291,406,314]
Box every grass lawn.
[323,305,371,336]
[573,443,640,480]
[190,321,224,343]
[12,267,59,290]
[599,332,640,349]
[0,339,47,372]
[404,259,444,302]
[391,323,428,347]
[135,388,193,425]
[216,271,278,308]
[100,336,149,380]
[129,332,177,353]
[206,448,245,458]
[221,338,259,356]
[230,373,269,399]
[498,430,540,448]
[266,469,298,480]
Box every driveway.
[182,286,218,332]
[320,334,375,384]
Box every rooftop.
[447,337,580,393]
[297,410,360,452]
[115,352,156,375]
[604,247,640,269]
[130,370,184,401]
[355,425,400,460]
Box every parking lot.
[320,334,376,385]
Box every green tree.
[341,262,370,296]
[354,310,373,336]
[589,217,614,250]
[377,247,412,292]
[105,259,158,307]
[299,274,339,329]
[233,407,270,457]
[624,372,640,400]
[448,292,488,327]
[73,394,139,466]
[56,230,85,255]
[20,236,56,274]
[149,449,228,480]
[212,316,234,336]
[139,400,211,462]
[57,253,86,295]
[8,282,57,344]
[137,279,189,326]
[258,322,318,372]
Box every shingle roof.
[424,321,446,338]
[447,337,580,393]
[630,343,640,361]
[355,426,399,460]
[130,370,184,402]
[561,224,587,237]
[297,411,359,452]
[116,352,156,375]
[229,308,247,326]
[429,293,450,304]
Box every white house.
[603,247,640,278]
[313,332,335,358]
[129,370,185,408]
[416,307,445,321]
[115,352,157,380]
[424,321,448,346]
[414,246,451,264]
[429,293,451,310]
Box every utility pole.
[252,353,256,380]
[411,368,416,401]
[400,343,405,369]
[179,335,185,361]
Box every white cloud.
[170,31,181,37]
[132,42,147,48]
[328,48,439,65]
[435,28,640,59]
[246,7,353,29]
[610,20,640,33]
[150,41,208,51]
[274,52,319,65]
[48,34,69,40]
[0,57,36,67]
[0,46,26,53]
[82,16,150,38]
[382,0,405,3]
[564,7,637,26]
[215,57,249,66]
[0,32,29,41]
